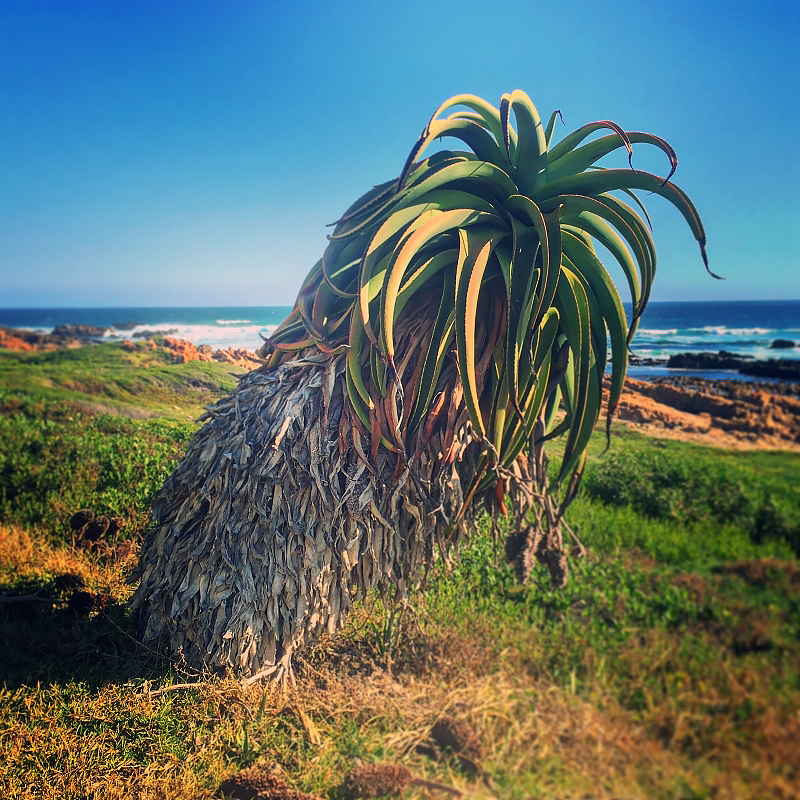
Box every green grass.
[0,343,242,542]
[0,397,195,541]
[0,342,242,419]
[1,346,799,799]
[581,430,800,556]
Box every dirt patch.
[670,572,713,604]
[712,558,800,593]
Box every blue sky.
[1,0,798,307]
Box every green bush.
[582,447,800,554]
[0,394,194,540]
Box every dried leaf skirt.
[129,353,484,680]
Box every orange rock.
[0,329,35,351]
[196,344,214,362]
[605,377,800,451]
[213,348,255,369]
[162,337,199,364]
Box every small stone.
[342,763,412,799]
[430,716,483,760]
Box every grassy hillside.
[1,344,798,799]
[0,344,242,545]
[0,341,242,419]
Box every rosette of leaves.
[260,90,711,534]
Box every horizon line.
[2,298,800,312]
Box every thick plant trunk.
[130,299,575,682]
[129,353,485,682]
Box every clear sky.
[1,0,798,308]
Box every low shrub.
[582,447,800,554]
[0,394,194,540]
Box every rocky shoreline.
[607,375,800,450]
[0,324,256,369]
[2,324,799,449]
[630,348,800,382]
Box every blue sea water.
[0,306,292,352]
[621,300,800,381]
[1,300,799,381]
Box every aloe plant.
[260,91,711,559]
[132,91,711,679]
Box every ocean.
[0,306,292,352]
[2,300,799,382]
[622,299,800,381]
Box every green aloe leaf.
[561,230,628,410]
[407,272,457,435]
[533,168,711,273]
[381,209,497,364]
[455,224,508,438]
[508,90,548,195]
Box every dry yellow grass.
[0,524,136,597]
[2,523,800,799]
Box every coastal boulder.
[51,324,107,338]
[162,337,200,364]
[666,351,750,370]
[0,327,37,351]
[213,347,254,368]
[739,359,800,381]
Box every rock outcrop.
[666,350,800,381]
[609,376,800,450]
[666,350,753,370]
[0,325,255,369]
[740,359,800,381]
[51,324,108,338]
[0,325,89,351]
[132,328,178,338]
[160,337,254,368]
[0,328,37,351]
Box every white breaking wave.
[215,319,252,325]
[106,322,279,351]
[698,325,772,336]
